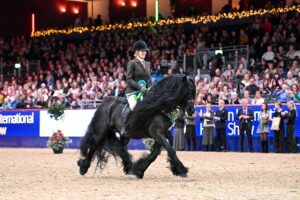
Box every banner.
[195,104,300,137]
[39,110,95,137]
[0,110,40,136]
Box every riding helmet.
[133,40,149,52]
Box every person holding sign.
[237,99,254,152]
[272,102,286,153]
[200,103,215,151]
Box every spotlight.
[60,6,66,13]
[73,8,79,14]
[121,2,125,6]
[132,2,137,7]
[14,63,21,69]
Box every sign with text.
[195,105,300,137]
[0,111,40,136]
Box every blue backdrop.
[0,111,40,136]
[195,104,300,138]
[0,106,299,152]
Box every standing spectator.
[273,102,285,153]
[237,99,254,152]
[256,103,270,153]
[214,100,228,152]
[284,101,297,153]
[200,103,215,151]
[173,115,185,151]
[185,112,197,151]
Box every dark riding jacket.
[125,58,152,94]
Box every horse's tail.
[80,113,97,157]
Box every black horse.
[77,74,196,178]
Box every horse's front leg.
[130,142,162,179]
[149,119,188,177]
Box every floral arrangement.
[143,138,155,151]
[47,130,70,153]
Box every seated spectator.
[70,97,82,109]
[23,96,35,109]
[273,84,289,102]
[0,91,4,106]
[261,80,272,96]
[286,45,300,59]
[242,73,251,87]
[243,90,252,104]
[291,84,300,102]
[205,93,216,105]
[285,71,296,86]
[287,91,298,103]
[246,78,260,95]
[229,92,240,104]
[36,96,48,109]
[1,98,12,110]
[252,91,265,105]
[254,74,263,88]
[222,63,235,78]
[237,83,246,98]
[9,95,20,109]
[262,45,275,61]
[219,91,229,104]
[53,83,64,97]
[289,60,300,76]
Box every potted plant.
[47,130,69,154]
[47,102,67,153]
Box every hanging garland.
[31,5,300,38]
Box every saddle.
[121,104,131,119]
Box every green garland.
[48,103,65,121]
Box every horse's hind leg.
[104,136,133,174]
[130,142,161,179]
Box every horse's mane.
[128,74,194,131]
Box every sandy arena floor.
[0,148,299,200]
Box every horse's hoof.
[77,159,89,175]
[128,170,144,179]
[178,173,188,178]
[79,167,88,175]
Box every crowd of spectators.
[0,3,299,110]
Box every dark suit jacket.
[215,108,228,129]
[125,58,152,94]
[286,108,296,125]
[274,110,285,129]
[237,107,254,128]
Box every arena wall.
[0,105,299,152]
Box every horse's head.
[180,76,196,117]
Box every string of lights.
[31,5,300,38]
